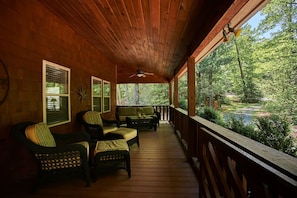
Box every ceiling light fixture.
[222,23,242,42]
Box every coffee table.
[126,116,157,131]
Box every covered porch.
[1,0,296,197]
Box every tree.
[117,83,169,105]
[195,43,232,108]
[224,24,263,102]
[255,0,297,119]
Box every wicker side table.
[93,139,131,181]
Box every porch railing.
[170,106,297,198]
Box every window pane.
[93,96,102,112]
[103,82,110,96]
[46,96,69,125]
[93,79,102,95]
[46,65,69,94]
[92,76,102,112]
[103,81,110,112]
[104,97,110,111]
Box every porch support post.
[174,75,178,108]
[187,56,196,116]
[169,81,172,105]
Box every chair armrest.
[154,111,161,120]
[115,112,121,127]
[101,117,117,126]
[52,131,90,146]
[104,132,125,140]
[83,123,104,140]
[36,143,87,154]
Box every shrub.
[197,107,226,127]
[222,96,232,105]
[178,99,188,111]
[225,115,257,140]
[255,114,296,157]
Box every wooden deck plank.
[4,123,199,197]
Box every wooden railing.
[170,106,297,198]
[152,105,170,121]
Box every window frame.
[91,76,102,112]
[103,80,111,112]
[42,60,71,127]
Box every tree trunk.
[125,84,130,104]
[134,83,139,105]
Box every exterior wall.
[0,0,117,186]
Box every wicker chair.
[11,122,91,189]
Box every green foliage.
[222,96,232,105]
[197,107,226,127]
[254,0,297,118]
[224,113,297,157]
[196,43,232,107]
[225,115,258,139]
[178,98,188,111]
[195,0,296,110]
[117,83,169,105]
[255,114,296,157]
[178,72,188,110]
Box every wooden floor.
[5,123,199,198]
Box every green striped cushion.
[25,122,56,147]
[83,111,103,126]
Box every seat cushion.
[102,126,118,135]
[94,139,129,155]
[25,122,56,147]
[72,141,89,160]
[83,111,103,126]
[111,127,137,141]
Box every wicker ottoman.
[93,139,131,181]
[111,127,139,147]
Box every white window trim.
[91,76,102,112]
[103,80,111,112]
[42,60,71,127]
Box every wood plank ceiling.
[38,0,268,83]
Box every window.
[103,80,110,112]
[91,76,102,112]
[43,60,71,127]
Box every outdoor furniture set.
[12,111,139,189]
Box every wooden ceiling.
[38,0,269,83]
